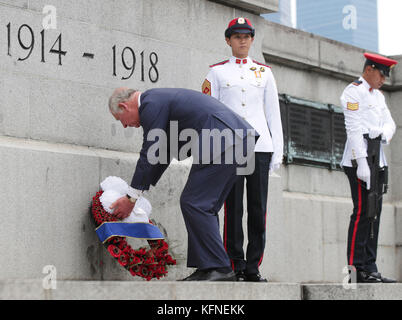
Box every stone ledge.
[2,280,402,300]
[303,283,402,300]
[261,21,402,91]
[209,0,278,14]
[0,280,301,300]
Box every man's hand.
[369,126,383,139]
[110,196,136,220]
[356,157,371,190]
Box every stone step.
[1,280,402,300]
[0,280,300,300]
[302,283,402,300]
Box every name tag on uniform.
[347,102,359,111]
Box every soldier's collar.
[360,76,374,93]
[230,56,250,65]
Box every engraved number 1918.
[112,45,159,82]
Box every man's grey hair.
[108,88,137,114]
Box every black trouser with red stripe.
[223,152,272,275]
[344,166,385,273]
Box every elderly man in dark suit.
[107,87,258,281]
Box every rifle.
[363,134,388,239]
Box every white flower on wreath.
[99,176,152,223]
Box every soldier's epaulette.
[209,60,229,68]
[252,60,271,68]
[352,80,362,86]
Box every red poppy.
[91,190,176,280]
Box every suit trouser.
[344,166,385,273]
[180,161,239,270]
[223,152,272,274]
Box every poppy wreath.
[91,190,176,281]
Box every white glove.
[368,126,383,139]
[269,162,281,173]
[381,126,394,145]
[356,157,370,190]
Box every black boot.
[245,272,268,282]
[356,270,382,283]
[369,272,396,283]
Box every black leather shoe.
[180,269,207,281]
[235,271,246,281]
[196,270,237,281]
[356,270,382,283]
[369,272,396,283]
[245,273,268,282]
[180,269,236,281]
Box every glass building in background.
[262,0,379,52]
[262,0,293,28]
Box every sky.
[378,0,402,56]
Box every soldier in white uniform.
[202,17,283,282]
[341,52,398,283]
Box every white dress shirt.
[340,76,396,167]
[203,56,284,169]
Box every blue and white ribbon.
[95,222,164,243]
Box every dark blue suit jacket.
[131,88,258,190]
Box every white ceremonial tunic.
[203,56,283,168]
[340,76,396,167]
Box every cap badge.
[238,17,245,24]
